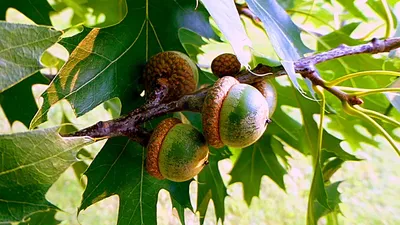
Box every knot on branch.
[371,38,386,53]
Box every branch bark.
[67,37,400,144]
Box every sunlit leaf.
[0,127,93,223]
[366,0,397,32]
[307,161,329,225]
[335,0,367,21]
[313,182,342,223]
[0,22,62,91]
[230,135,287,205]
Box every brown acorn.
[146,118,209,182]
[143,51,199,103]
[202,76,270,148]
[211,53,241,78]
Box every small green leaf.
[335,0,367,21]
[307,161,329,225]
[322,158,344,182]
[229,135,287,205]
[366,0,397,31]
[80,137,192,225]
[313,182,342,223]
[0,127,93,223]
[197,147,230,225]
[0,22,62,91]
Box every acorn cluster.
[142,51,277,182]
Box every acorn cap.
[211,53,241,78]
[146,117,181,179]
[202,76,239,148]
[144,51,199,102]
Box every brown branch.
[66,37,400,144]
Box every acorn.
[143,51,199,102]
[146,118,209,182]
[252,79,278,117]
[211,53,241,78]
[202,76,270,148]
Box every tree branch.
[66,37,400,144]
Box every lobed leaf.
[0,127,93,223]
[334,0,367,21]
[197,147,230,225]
[313,182,342,223]
[0,22,62,91]
[229,135,287,205]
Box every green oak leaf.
[307,161,329,225]
[265,79,344,158]
[0,73,48,127]
[335,0,367,21]
[321,157,344,182]
[0,22,62,92]
[313,182,342,223]
[366,0,397,29]
[0,127,93,224]
[197,147,231,225]
[0,0,53,25]
[79,137,192,225]
[31,0,212,128]
[229,135,287,205]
